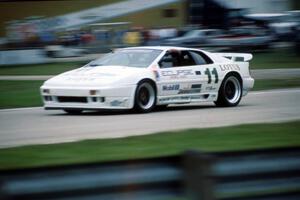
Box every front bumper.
[40,85,136,110]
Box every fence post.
[183,151,216,200]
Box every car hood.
[43,65,146,87]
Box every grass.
[0,78,300,109]
[0,80,43,109]
[0,62,85,75]
[251,48,300,69]
[0,121,299,170]
[253,78,300,91]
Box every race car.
[40,46,254,114]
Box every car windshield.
[88,49,162,68]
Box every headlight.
[90,90,97,95]
[43,89,50,94]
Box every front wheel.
[214,75,242,107]
[134,81,156,113]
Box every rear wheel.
[63,109,83,115]
[134,81,156,113]
[214,75,242,107]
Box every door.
[156,50,204,104]
[188,50,220,95]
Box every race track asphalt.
[0,88,299,148]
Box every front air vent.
[57,96,87,103]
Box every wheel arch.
[137,78,157,93]
[134,78,157,113]
[223,71,243,87]
[215,71,243,107]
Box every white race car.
[40,46,254,114]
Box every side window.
[159,50,198,68]
[189,51,213,65]
[159,52,180,68]
[180,51,196,66]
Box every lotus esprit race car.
[40,46,254,113]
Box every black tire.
[134,81,156,113]
[214,75,242,107]
[63,109,83,115]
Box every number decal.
[211,68,218,83]
[205,68,218,84]
[204,68,211,84]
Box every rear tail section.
[214,52,254,96]
[214,53,253,62]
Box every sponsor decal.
[159,96,188,102]
[91,73,116,77]
[66,77,95,81]
[154,71,160,79]
[162,84,180,91]
[159,95,203,102]
[190,95,202,100]
[150,65,160,80]
[74,68,93,72]
[219,64,240,71]
[177,84,202,94]
[178,89,201,94]
[159,97,169,102]
[161,69,194,78]
[68,72,116,77]
[195,71,201,75]
[180,96,190,100]
[110,99,127,106]
[191,84,202,89]
[206,86,216,91]
[65,72,115,81]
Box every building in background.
[216,0,290,13]
[188,0,292,28]
[1,0,186,39]
[1,0,295,38]
[0,0,297,48]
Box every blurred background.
[0,0,300,65]
[1,2,300,199]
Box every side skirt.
[156,93,218,105]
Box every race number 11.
[204,68,218,84]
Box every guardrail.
[185,147,300,200]
[0,146,299,200]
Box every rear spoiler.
[214,53,253,62]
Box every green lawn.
[0,121,299,170]
[0,62,85,75]
[251,48,300,69]
[0,79,300,109]
[0,80,43,109]
[254,78,300,91]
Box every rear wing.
[214,53,253,62]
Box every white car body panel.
[40,46,254,111]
